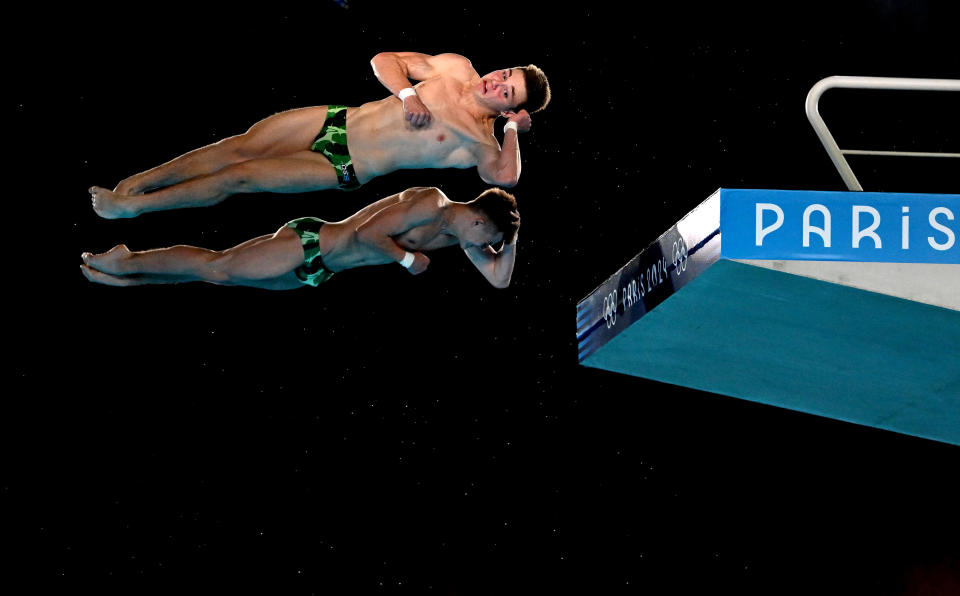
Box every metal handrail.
[804,75,960,191]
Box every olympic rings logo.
[672,237,688,275]
[602,289,618,329]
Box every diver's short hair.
[471,188,520,244]
[515,64,551,114]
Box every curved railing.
[805,75,960,191]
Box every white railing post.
[805,75,960,191]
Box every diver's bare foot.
[90,186,137,219]
[80,264,140,286]
[82,244,133,275]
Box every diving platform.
[576,188,960,446]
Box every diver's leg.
[114,106,331,195]
[79,265,302,290]
[91,151,339,218]
[80,265,192,286]
[81,226,305,286]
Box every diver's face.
[478,68,528,112]
[461,220,504,250]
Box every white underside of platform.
[733,260,960,311]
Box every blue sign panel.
[720,189,960,263]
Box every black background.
[7,1,960,592]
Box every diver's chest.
[417,84,488,143]
[394,227,454,251]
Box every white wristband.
[399,252,415,268]
[398,87,417,101]
[503,121,519,134]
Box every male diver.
[80,187,520,290]
[89,52,550,219]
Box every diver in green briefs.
[89,52,551,219]
[309,106,360,191]
[81,187,521,290]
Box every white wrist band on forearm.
[398,87,417,101]
[399,252,415,268]
[503,121,519,134]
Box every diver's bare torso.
[343,72,497,183]
[314,189,458,271]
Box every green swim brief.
[287,217,335,287]
[310,105,361,191]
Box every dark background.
[7,1,960,592]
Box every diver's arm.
[463,237,518,289]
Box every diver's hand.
[406,252,430,275]
[403,95,433,128]
[502,109,531,133]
